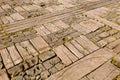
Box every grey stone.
[34,64,45,75]
[26,67,35,76]
[41,70,50,80]
[19,72,25,76]
[26,57,38,67]
[26,64,45,76]
[22,62,29,70]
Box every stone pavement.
[0,0,120,80]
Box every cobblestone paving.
[0,0,120,80]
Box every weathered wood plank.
[71,40,89,55]
[20,41,38,56]
[0,49,13,69]
[7,46,22,65]
[54,45,72,65]
[65,42,84,59]
[87,61,120,80]
[30,36,50,53]
[15,43,32,60]
[46,48,116,80]
[0,69,9,80]
[75,35,99,52]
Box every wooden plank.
[0,69,9,80]
[4,0,116,30]
[80,77,89,80]
[54,45,72,65]
[20,41,38,56]
[65,42,84,59]
[43,23,60,33]
[0,7,4,13]
[75,35,99,52]
[1,4,11,10]
[35,25,50,36]
[61,45,78,62]
[15,43,32,60]
[54,5,65,11]
[1,16,9,24]
[79,19,104,33]
[0,49,13,69]
[45,6,56,12]
[30,36,50,53]
[53,20,70,29]
[14,6,25,12]
[84,12,120,31]
[87,61,120,80]
[71,40,89,55]
[106,39,120,49]
[10,13,24,21]
[54,45,78,62]
[7,46,22,65]
[71,22,88,35]
[5,16,14,23]
[46,48,116,80]
[22,5,40,11]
